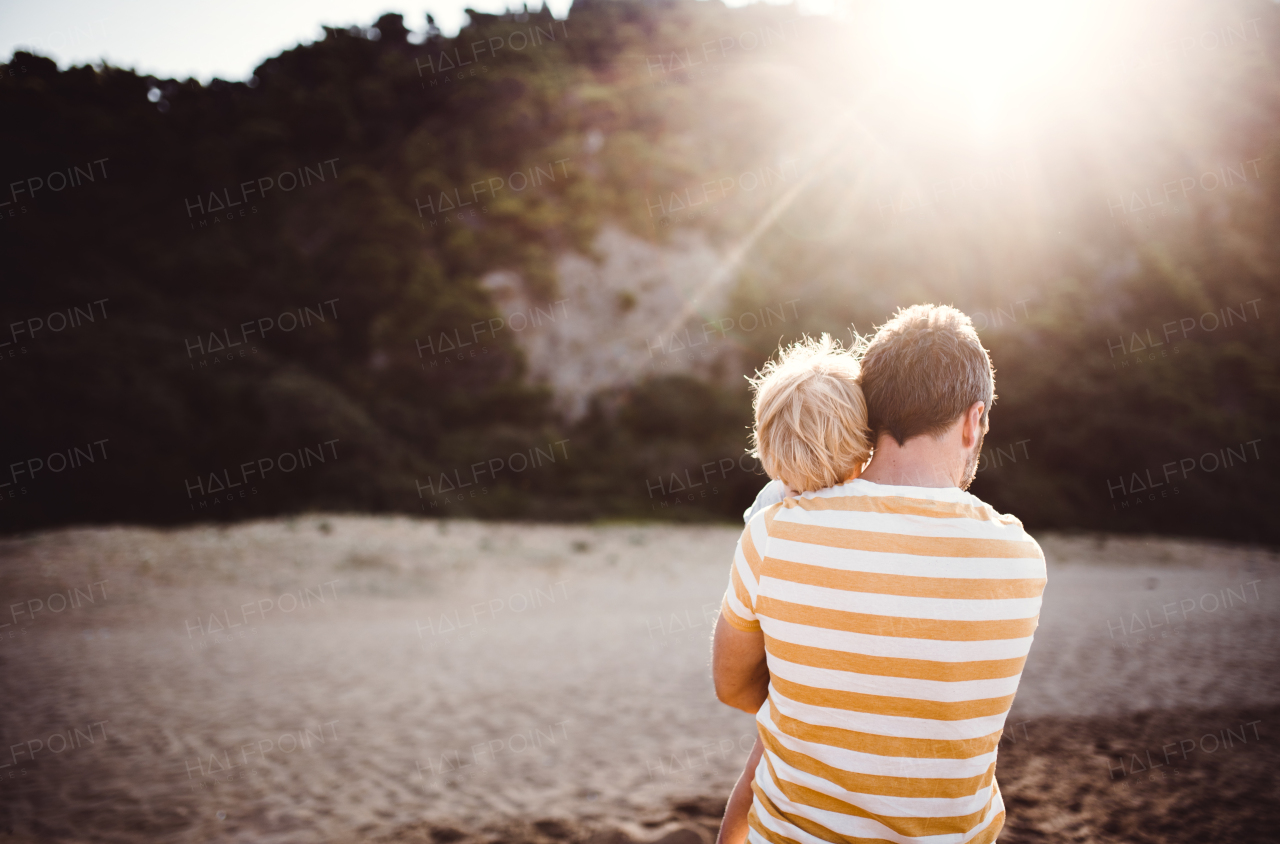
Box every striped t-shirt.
[721,479,1046,844]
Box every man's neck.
[859,432,962,489]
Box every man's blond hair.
[749,334,872,493]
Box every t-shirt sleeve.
[743,479,788,524]
[721,515,767,632]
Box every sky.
[0,0,820,83]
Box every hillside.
[1,0,1278,540]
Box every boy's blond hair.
[748,334,872,493]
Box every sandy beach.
[0,517,1275,843]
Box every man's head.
[859,304,995,489]
[749,334,872,493]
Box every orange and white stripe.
[722,479,1046,844]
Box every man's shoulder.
[787,484,1042,545]
[964,492,1024,527]
[781,481,1016,523]
[960,492,1044,555]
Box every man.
[713,304,1046,844]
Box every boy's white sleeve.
[743,479,788,524]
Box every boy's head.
[749,334,872,493]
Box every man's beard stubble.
[959,427,986,491]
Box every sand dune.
[0,517,1275,843]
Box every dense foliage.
[1,0,1277,542]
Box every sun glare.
[873,0,1099,136]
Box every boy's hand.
[717,735,764,844]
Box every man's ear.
[963,401,986,448]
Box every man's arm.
[712,613,769,713]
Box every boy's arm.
[742,479,789,523]
[717,735,764,844]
